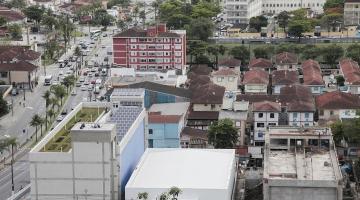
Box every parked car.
[94,72,99,77]
[79,77,85,82]
[61,110,67,115]
[87,86,93,91]
[81,85,87,91]
[56,115,64,122]
[11,88,17,96]
[76,81,81,87]
[71,90,77,96]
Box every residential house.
[112,24,186,70]
[0,46,41,89]
[187,83,225,130]
[0,7,25,24]
[344,0,360,25]
[180,127,208,148]
[212,67,240,92]
[248,58,273,72]
[302,59,325,94]
[339,58,360,94]
[271,70,299,94]
[274,52,298,71]
[280,85,316,127]
[242,69,269,94]
[252,101,281,146]
[316,91,360,122]
[147,102,189,148]
[218,58,241,70]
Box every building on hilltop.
[344,0,360,25]
[112,24,186,71]
[263,126,343,200]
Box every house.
[344,0,360,25]
[339,58,360,94]
[218,58,241,70]
[271,70,299,94]
[212,67,240,92]
[0,46,41,89]
[252,101,281,146]
[316,91,360,122]
[263,126,343,200]
[248,58,273,72]
[274,52,298,71]
[302,59,325,94]
[125,148,236,200]
[112,24,186,70]
[0,7,25,24]
[180,127,208,148]
[147,102,189,148]
[242,69,269,93]
[280,85,316,127]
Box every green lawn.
[40,107,105,152]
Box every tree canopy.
[208,119,238,148]
[229,46,250,65]
[321,44,344,65]
[249,16,268,32]
[346,44,360,63]
[0,95,8,117]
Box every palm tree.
[159,193,168,200]
[0,137,18,195]
[151,0,162,23]
[137,192,148,200]
[47,109,55,122]
[50,97,59,112]
[51,85,66,106]
[42,90,51,129]
[168,187,181,200]
[30,114,42,142]
[38,116,45,137]
[63,75,75,94]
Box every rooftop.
[248,58,273,69]
[149,102,190,115]
[0,7,25,22]
[113,25,181,38]
[148,114,182,123]
[218,58,241,67]
[126,148,235,189]
[188,64,212,76]
[212,67,240,76]
[253,101,281,112]
[274,52,298,64]
[111,88,145,98]
[316,90,360,109]
[191,83,225,104]
[272,70,299,85]
[339,58,360,85]
[243,69,269,85]
[302,59,324,85]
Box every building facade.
[224,0,248,24]
[344,0,360,25]
[112,24,186,71]
[212,68,240,92]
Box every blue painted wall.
[119,119,145,197]
[148,123,180,148]
[144,90,178,108]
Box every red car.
[91,80,96,84]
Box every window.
[305,113,310,118]
[149,129,153,134]
[164,45,170,49]
[270,113,275,118]
[293,113,298,118]
[257,123,265,128]
[175,45,181,49]
[130,38,137,42]
[131,45,136,49]
[139,45,146,50]
[268,123,276,126]
[174,52,182,56]
[113,103,119,108]
[235,121,241,127]
[217,77,223,82]
[0,72,7,78]
[258,132,263,138]
[304,123,310,127]
[330,110,334,115]
[130,51,137,56]
[228,77,234,82]
[148,139,153,148]
[211,104,215,109]
[258,113,264,118]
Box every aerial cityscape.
[0,0,359,199]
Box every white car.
[76,81,81,87]
[79,77,85,82]
[56,115,64,122]
[71,90,77,96]
[81,85,87,91]
[59,71,64,76]
[87,86,93,91]
[52,81,59,86]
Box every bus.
[90,30,101,37]
[44,75,52,86]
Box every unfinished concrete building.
[263,126,343,200]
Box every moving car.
[56,115,64,122]
[76,81,81,87]
[81,85,87,91]
[71,90,77,96]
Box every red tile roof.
[236,94,278,102]
[187,111,219,120]
[243,69,269,85]
[272,70,299,85]
[339,58,360,85]
[249,58,272,69]
[0,8,24,22]
[148,114,182,123]
[218,58,241,67]
[253,100,281,112]
[0,46,40,61]
[0,60,38,72]
[302,59,324,85]
[212,68,240,76]
[191,83,225,104]
[180,127,208,141]
[316,91,360,109]
[274,52,298,64]
[279,85,315,111]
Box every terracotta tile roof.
[279,85,315,111]
[0,46,40,61]
[253,100,281,112]
[218,58,241,67]
[274,52,298,64]
[339,58,360,85]
[316,91,360,109]
[302,59,324,85]
[0,8,24,22]
[148,114,182,123]
[0,60,38,72]
[243,69,269,84]
[188,75,211,90]
[272,70,299,85]
[181,127,208,141]
[249,58,272,69]
[345,0,360,2]
[212,67,240,76]
[191,83,225,104]
[187,111,219,120]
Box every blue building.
[147,102,189,148]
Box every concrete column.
[287,138,290,151]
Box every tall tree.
[8,24,22,39]
[249,15,268,32]
[301,45,322,60]
[42,90,51,129]
[253,47,269,59]
[41,15,58,31]
[0,137,17,194]
[168,187,182,200]
[51,85,66,106]
[0,16,7,27]
[23,5,44,27]
[229,46,250,65]
[321,13,343,33]
[321,44,344,65]
[187,40,208,63]
[277,11,290,35]
[288,20,311,42]
[188,17,214,41]
[63,75,76,93]
[346,44,360,63]
[208,118,238,148]
[58,15,75,53]
[0,94,8,116]
[324,0,344,10]
[30,114,42,142]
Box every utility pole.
[11,143,14,195]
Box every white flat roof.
[149,102,190,115]
[126,148,235,190]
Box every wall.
[193,103,222,112]
[344,2,360,25]
[349,85,360,95]
[273,85,284,94]
[266,186,338,200]
[244,84,267,93]
[212,75,239,91]
[254,111,279,141]
[288,112,314,126]
[148,123,181,148]
[119,117,145,198]
[144,90,189,108]
[308,85,325,95]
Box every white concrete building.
[263,126,343,200]
[248,0,325,18]
[125,148,236,200]
[110,88,145,108]
[30,102,147,200]
[224,0,248,24]
[212,68,240,92]
[344,0,360,25]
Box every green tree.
[42,90,51,129]
[277,11,290,34]
[253,47,269,59]
[187,17,214,41]
[93,9,114,27]
[44,39,59,61]
[159,193,169,200]
[249,15,268,32]
[58,15,75,53]
[137,192,148,199]
[0,137,18,194]
[0,95,8,116]
[167,14,191,29]
[208,118,238,148]
[168,187,182,200]
[23,5,44,26]
[301,45,322,60]
[321,13,343,33]
[30,114,42,142]
[191,1,220,18]
[47,109,55,121]
[139,10,146,26]
[8,24,22,39]
[74,46,82,57]
[6,0,26,9]
[41,15,58,31]
[187,40,208,63]
[117,20,127,30]
[229,46,250,65]
[0,16,7,27]
[331,121,344,145]
[346,44,360,63]
[321,44,344,65]
[324,0,344,10]
[63,75,76,93]
[288,20,311,42]
[336,75,345,86]
[51,85,66,106]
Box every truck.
[44,75,53,86]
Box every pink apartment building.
[113,24,186,70]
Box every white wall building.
[126,148,236,200]
[224,0,248,24]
